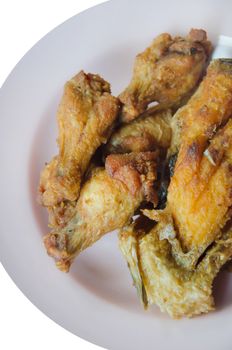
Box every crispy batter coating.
[105,109,172,155]
[120,29,212,122]
[167,60,232,259]
[39,71,120,209]
[119,220,232,318]
[44,151,158,271]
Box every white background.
[0,1,105,349]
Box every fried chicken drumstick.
[39,71,120,213]
[120,29,212,123]
[44,152,158,271]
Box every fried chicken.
[119,217,232,318]
[38,28,232,320]
[44,152,158,271]
[120,28,212,123]
[39,71,120,213]
[105,109,172,155]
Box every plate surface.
[1,0,232,349]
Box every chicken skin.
[120,29,212,123]
[44,152,158,271]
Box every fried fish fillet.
[39,71,120,211]
[119,218,232,318]
[120,29,212,123]
[105,109,172,155]
[44,152,158,271]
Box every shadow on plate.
[213,270,232,311]
[69,234,168,319]
[69,236,145,315]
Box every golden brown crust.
[119,29,212,122]
[105,152,158,204]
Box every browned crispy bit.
[44,232,72,272]
[105,152,158,204]
[188,28,210,46]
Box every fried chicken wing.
[120,29,212,123]
[140,59,232,270]
[39,71,120,210]
[166,59,232,259]
[44,152,158,271]
[105,109,172,155]
[119,219,232,318]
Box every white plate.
[1,0,232,349]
